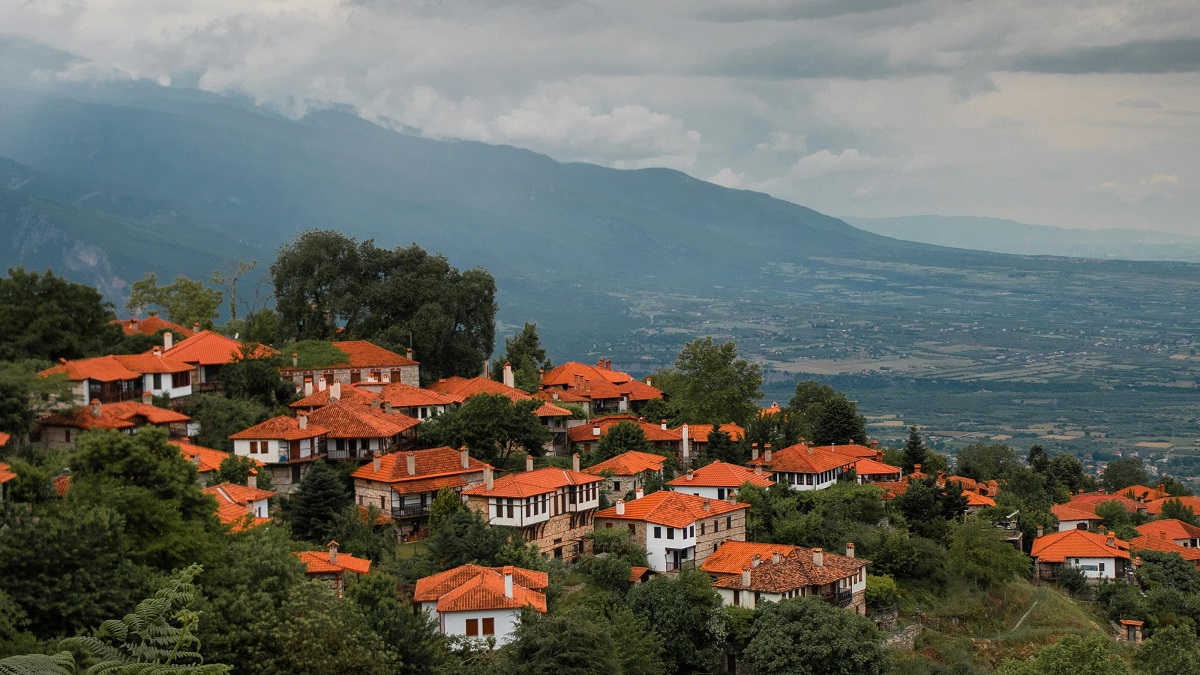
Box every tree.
[743,597,890,675]
[947,519,1031,588]
[182,394,272,452]
[0,361,73,440]
[1027,444,1051,475]
[426,507,526,570]
[491,323,552,393]
[788,381,841,413]
[893,478,967,544]
[1159,498,1198,525]
[128,273,223,330]
[703,429,743,464]
[1136,624,1200,675]
[1135,549,1200,594]
[1094,500,1133,535]
[1103,458,1150,492]
[210,259,261,323]
[582,554,634,596]
[657,338,763,425]
[0,267,123,361]
[806,396,866,446]
[902,426,926,473]
[627,570,724,675]
[420,394,551,464]
[327,504,398,561]
[271,231,497,382]
[290,460,352,544]
[499,605,663,675]
[743,409,802,452]
[345,572,446,675]
[592,421,653,464]
[996,632,1130,675]
[265,582,391,674]
[215,454,272,492]
[1048,453,1089,494]
[221,346,292,407]
[956,443,1020,482]
[429,486,468,531]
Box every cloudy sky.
[3,0,1199,233]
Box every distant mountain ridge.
[844,215,1200,262]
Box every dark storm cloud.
[1014,38,1200,74]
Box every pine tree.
[902,426,926,473]
[291,461,352,544]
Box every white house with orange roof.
[1051,503,1103,532]
[282,340,420,389]
[1135,519,1200,548]
[158,330,277,394]
[369,381,462,420]
[295,541,371,596]
[748,442,855,492]
[306,399,420,461]
[173,438,263,487]
[668,461,773,501]
[595,489,749,572]
[414,564,548,645]
[203,482,275,531]
[583,450,667,503]
[37,397,191,448]
[568,415,683,457]
[539,360,662,415]
[39,351,195,403]
[288,380,381,412]
[229,414,328,493]
[1031,529,1132,582]
[351,446,492,539]
[462,457,603,559]
[1130,531,1200,569]
[702,541,869,613]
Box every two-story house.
[462,458,603,559]
[306,400,420,461]
[594,489,749,573]
[39,351,194,403]
[282,340,420,389]
[414,564,548,645]
[667,461,773,501]
[159,330,278,394]
[1031,529,1132,582]
[371,382,462,420]
[703,541,869,614]
[1130,531,1200,568]
[567,415,682,457]
[37,397,191,448]
[351,446,492,540]
[583,450,666,504]
[1135,519,1200,548]
[748,442,855,492]
[1051,503,1103,532]
[229,414,328,494]
[539,361,662,415]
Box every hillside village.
[2,256,1200,675]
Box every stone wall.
[694,508,747,567]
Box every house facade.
[352,446,491,540]
[282,340,420,389]
[583,450,666,504]
[37,398,190,449]
[229,414,328,494]
[158,330,277,394]
[539,360,662,415]
[748,443,855,492]
[705,542,869,614]
[1031,529,1132,582]
[595,490,749,572]
[294,542,371,596]
[667,461,773,501]
[414,564,548,645]
[306,399,420,461]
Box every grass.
[395,541,428,560]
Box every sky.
[2,0,1199,234]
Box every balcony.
[664,559,697,573]
[823,589,853,608]
[328,448,377,461]
[392,504,431,519]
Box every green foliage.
[224,309,281,347]
[787,381,867,445]
[947,519,1031,588]
[1159,498,1198,525]
[859,530,949,585]
[700,429,743,464]
[181,395,271,452]
[265,582,390,674]
[996,632,1130,675]
[865,574,899,607]
[426,508,531,570]
[491,323,551,393]
[1094,500,1132,534]
[220,348,291,408]
[270,231,496,383]
[128,273,223,330]
[1136,549,1200,594]
[0,268,123,361]
[894,478,967,543]
[586,529,648,567]
[1102,458,1150,493]
[626,570,724,675]
[213,455,260,488]
[955,443,1020,482]
[580,554,633,596]
[902,426,926,473]
[742,409,802,453]
[420,394,551,464]
[290,461,352,544]
[429,487,467,531]
[287,340,350,369]
[326,505,397,561]
[345,572,446,675]
[0,362,70,439]
[656,337,763,425]
[592,421,652,464]
[1047,453,1090,494]
[0,652,75,674]
[1057,562,1090,597]
[743,597,890,675]
[499,605,663,675]
[1136,623,1200,675]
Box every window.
[628,524,635,535]
[726,516,732,529]
[654,527,662,539]
[733,590,741,606]
[700,522,706,535]
[482,618,495,635]
[689,526,694,537]
[380,496,385,509]
[613,480,621,492]
[717,488,726,500]
[713,519,719,532]
[667,528,674,540]
[1099,562,1106,572]
[152,373,162,390]
[465,619,479,636]
[506,499,514,518]
[605,522,612,529]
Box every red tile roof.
[540,362,663,402]
[0,432,10,449]
[965,491,997,508]
[535,388,591,404]
[228,415,328,441]
[681,423,745,443]
[375,382,462,408]
[52,474,70,497]
[1130,534,1200,564]
[174,439,261,474]
[415,564,547,614]
[566,415,681,444]
[1065,494,1143,515]
[748,442,856,474]
[668,461,773,489]
[40,356,142,382]
[541,362,631,387]
[115,315,195,337]
[1145,496,1200,516]
[759,402,783,417]
[700,541,798,576]
[595,490,748,529]
[351,446,491,488]
[816,443,878,459]
[289,384,381,409]
[429,376,531,402]
[462,467,602,499]
[1135,519,1200,542]
[1119,485,1170,501]
[1031,529,1131,563]
[203,482,275,531]
[40,401,189,431]
[1051,503,1103,523]
[583,451,666,477]
[295,548,372,575]
[329,341,418,367]
[853,458,902,476]
[203,481,276,505]
[110,352,194,374]
[533,401,572,418]
[306,401,419,438]
[0,462,16,484]
[710,547,869,592]
[160,330,277,366]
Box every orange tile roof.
[541,361,630,387]
[533,401,572,417]
[0,462,16,484]
[681,423,745,443]
[389,474,469,494]
[853,458,902,476]
[535,388,591,404]
[306,401,419,438]
[436,569,547,613]
[351,446,491,486]
[160,330,277,366]
[540,362,663,402]
[1145,496,1200,516]
[630,566,651,583]
[0,432,10,449]
[710,547,869,592]
[567,415,681,444]
[759,402,783,417]
[965,491,997,508]
[40,356,141,382]
[462,467,602,499]
[1119,485,1170,501]
[816,443,879,460]
[204,482,275,531]
[115,315,195,337]
[174,439,261,474]
[700,541,799,576]
[203,481,277,505]
[748,442,856,475]
[1130,534,1200,563]
[1031,529,1131,563]
[228,415,328,441]
[375,382,462,408]
[594,490,748,529]
[668,461,773,489]
[329,341,417,368]
[1064,494,1142,515]
[40,401,189,431]
[110,353,194,374]
[414,564,548,602]
[52,474,71,497]
[1136,519,1200,542]
[295,549,372,575]
[583,451,666,477]
[289,384,381,409]
[429,376,531,402]
[1051,503,1103,523]
[211,500,267,531]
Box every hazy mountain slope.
[845,214,1200,262]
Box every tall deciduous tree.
[947,519,1031,588]
[420,394,551,464]
[1103,458,1150,492]
[743,597,890,675]
[627,570,725,675]
[1135,624,1200,675]
[0,267,123,361]
[491,322,552,393]
[787,381,866,445]
[658,337,762,425]
[956,443,1021,482]
[592,421,653,464]
[127,273,223,330]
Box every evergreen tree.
[1027,444,1051,475]
[491,322,552,393]
[902,426,926,473]
[592,421,653,464]
[290,461,352,544]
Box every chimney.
[703,499,711,512]
[592,423,601,437]
[646,377,652,387]
[164,331,173,351]
[551,391,559,401]
[751,554,761,568]
[304,379,313,397]
[727,491,736,504]
[317,377,327,392]
[616,499,625,515]
[813,548,824,567]
[685,469,694,482]
[383,401,392,414]
[90,399,102,418]
[772,551,782,564]
[526,454,535,472]
[191,453,201,467]
[572,453,580,473]
[681,424,690,464]
[503,566,514,599]
[1037,525,1044,538]
[754,465,763,476]
[248,472,257,489]
[330,381,341,402]
[846,542,855,559]
[142,390,153,405]
[371,399,381,409]
[484,466,494,491]
[292,352,299,367]
[741,567,751,587]
[152,346,161,356]
[764,444,772,463]
[752,443,760,461]
[661,419,668,431]
[619,394,629,413]
[407,451,416,476]
[131,317,139,331]
[1107,531,1116,548]
[298,414,307,430]
[635,487,644,500]
[914,464,922,474]
[192,322,200,333]
[503,362,515,388]
[328,541,338,564]
[373,451,381,473]
[406,347,414,361]
[460,446,470,469]
[381,370,391,383]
